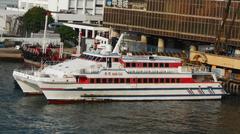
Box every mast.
[42,12,49,54]
[77,31,82,55]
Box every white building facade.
[16,0,105,23]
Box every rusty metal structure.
[103,0,240,46]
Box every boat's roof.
[83,51,120,58]
[42,58,95,77]
[83,52,181,62]
[122,55,181,62]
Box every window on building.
[160,78,164,83]
[154,78,158,83]
[126,63,130,67]
[171,78,175,83]
[166,78,170,83]
[154,63,158,67]
[120,78,125,83]
[176,78,180,83]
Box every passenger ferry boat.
[36,34,226,104]
[13,25,110,95]
[12,34,113,95]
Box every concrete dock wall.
[0,48,22,61]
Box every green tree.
[55,25,77,47]
[22,7,54,35]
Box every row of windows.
[125,62,170,68]
[89,78,181,84]
[80,54,119,62]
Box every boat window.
[176,78,180,83]
[138,78,142,83]
[80,54,86,59]
[143,63,147,67]
[92,56,97,61]
[154,63,158,67]
[137,63,142,67]
[87,56,92,60]
[95,57,101,61]
[166,78,170,83]
[100,58,106,62]
[126,78,130,83]
[85,55,89,59]
[90,79,95,83]
[114,78,119,83]
[149,63,153,68]
[132,63,136,67]
[102,78,107,83]
[160,63,164,67]
[108,78,113,83]
[143,78,148,83]
[160,78,164,83]
[96,78,101,83]
[154,78,158,83]
[165,63,169,67]
[149,78,153,83]
[120,78,124,83]
[171,78,175,83]
[126,63,130,67]
[113,58,119,62]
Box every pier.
[0,48,22,61]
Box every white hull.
[15,79,41,95]
[13,70,42,95]
[42,88,225,103]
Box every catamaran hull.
[13,71,42,95]
[42,88,225,104]
[15,79,41,95]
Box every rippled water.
[0,61,240,133]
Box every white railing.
[14,68,38,75]
[0,37,61,44]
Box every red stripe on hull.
[48,100,81,104]
[24,92,42,96]
[43,88,64,90]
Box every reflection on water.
[0,61,240,133]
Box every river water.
[0,61,240,134]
